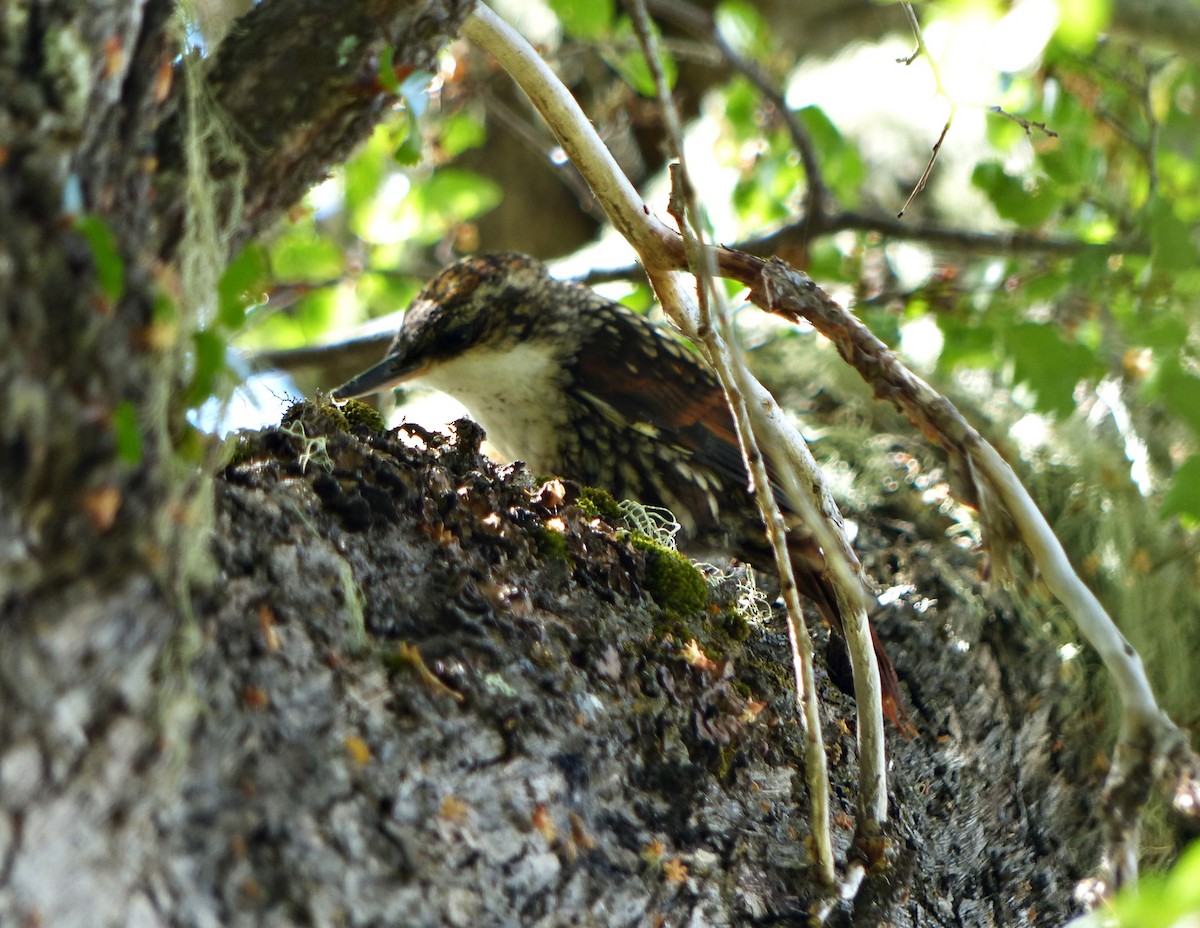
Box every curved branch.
[460,6,682,272]
[760,210,1126,258]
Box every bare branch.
[759,210,1119,258]
[987,105,1059,139]
[898,119,951,219]
[895,4,955,218]
[629,0,852,881]
[710,247,1200,889]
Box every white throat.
[417,341,569,470]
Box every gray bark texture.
[3,403,1095,925]
[1,1,1097,925]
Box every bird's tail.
[788,546,912,736]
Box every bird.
[332,252,905,726]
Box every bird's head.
[331,253,568,401]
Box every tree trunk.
[0,3,1096,925]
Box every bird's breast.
[417,341,573,473]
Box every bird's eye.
[440,327,472,353]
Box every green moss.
[715,607,751,643]
[652,611,700,644]
[340,398,386,432]
[629,532,707,617]
[281,399,350,433]
[532,525,571,562]
[577,486,623,522]
[713,744,737,781]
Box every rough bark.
[0,0,473,600]
[2,404,1095,925]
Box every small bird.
[333,253,904,724]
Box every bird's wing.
[569,304,752,494]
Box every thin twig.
[897,4,955,218]
[987,105,1059,139]
[898,119,950,219]
[771,210,1117,257]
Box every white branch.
[972,443,1161,722]
[736,373,888,827]
[464,0,898,868]
[741,257,1199,891]
[459,5,680,272]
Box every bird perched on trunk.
[332,253,904,725]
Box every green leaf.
[1137,316,1188,351]
[405,168,503,242]
[857,307,901,348]
[1007,323,1101,417]
[1108,838,1200,925]
[971,162,1060,227]
[721,77,759,135]
[217,245,270,330]
[550,0,614,39]
[271,233,343,282]
[393,111,423,166]
[343,125,391,220]
[799,106,864,204]
[936,318,997,372]
[1067,247,1109,287]
[1161,456,1200,524]
[1039,112,1096,189]
[1147,196,1199,275]
[112,401,143,465]
[377,47,401,94]
[438,110,488,158]
[1156,360,1200,439]
[76,215,125,303]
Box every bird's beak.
[331,353,429,401]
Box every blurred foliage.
[212,0,1200,749]
[1076,839,1200,927]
